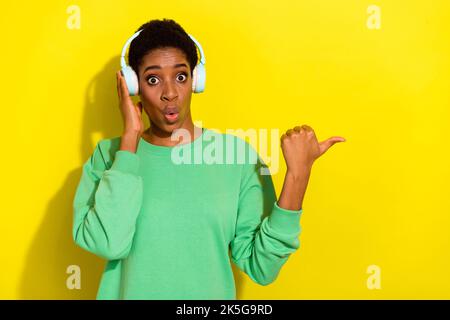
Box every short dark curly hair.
[128,19,198,79]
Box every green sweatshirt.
[72,128,303,299]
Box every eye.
[146,76,159,85]
[177,73,187,82]
[145,73,187,86]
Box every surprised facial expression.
[138,47,193,134]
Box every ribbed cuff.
[110,150,140,175]
[268,201,302,234]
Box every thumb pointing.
[319,136,346,155]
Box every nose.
[161,80,178,102]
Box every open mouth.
[165,112,179,119]
[163,108,180,122]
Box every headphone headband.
[120,29,205,70]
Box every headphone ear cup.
[121,66,139,96]
[192,63,206,93]
[192,66,198,92]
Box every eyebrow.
[143,63,188,73]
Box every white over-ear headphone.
[120,29,206,95]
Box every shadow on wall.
[19,55,247,299]
[19,57,122,299]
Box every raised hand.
[277,125,346,211]
[281,125,346,173]
[116,71,144,152]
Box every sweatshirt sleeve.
[230,145,303,286]
[72,139,143,260]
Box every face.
[138,47,193,135]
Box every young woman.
[72,18,345,300]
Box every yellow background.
[1,0,449,299]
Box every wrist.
[286,164,312,179]
[120,131,141,153]
[122,129,141,138]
